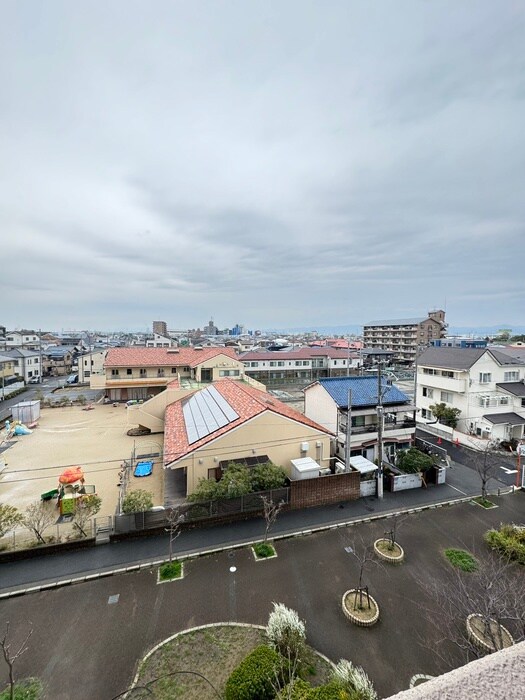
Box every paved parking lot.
[0,492,522,699]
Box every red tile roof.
[164,379,332,466]
[105,346,239,368]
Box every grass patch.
[159,560,183,581]
[444,548,478,572]
[136,624,333,699]
[472,496,496,509]
[252,542,275,559]
[485,524,525,565]
[0,678,43,700]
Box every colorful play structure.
[40,466,97,515]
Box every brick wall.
[290,471,360,510]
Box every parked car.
[66,374,79,385]
[28,377,40,384]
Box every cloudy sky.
[1,1,524,333]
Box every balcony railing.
[340,419,416,435]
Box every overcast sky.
[1,1,524,333]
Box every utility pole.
[38,328,43,383]
[345,388,352,472]
[377,364,384,499]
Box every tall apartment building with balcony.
[363,310,447,365]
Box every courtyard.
[0,403,164,541]
[0,492,523,699]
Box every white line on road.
[447,484,468,496]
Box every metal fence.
[113,487,290,534]
[0,520,94,552]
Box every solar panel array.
[183,385,239,444]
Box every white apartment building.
[6,348,41,382]
[5,330,40,350]
[416,347,525,443]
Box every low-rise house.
[5,348,41,382]
[96,346,246,401]
[42,346,75,377]
[416,347,525,443]
[304,376,415,463]
[163,379,333,496]
[77,350,107,384]
[5,330,40,351]
[145,333,177,348]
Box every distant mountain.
[264,325,362,335]
[448,325,525,336]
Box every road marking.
[499,466,517,475]
[107,594,120,605]
[447,484,467,496]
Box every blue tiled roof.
[316,376,410,408]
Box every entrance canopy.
[349,455,377,474]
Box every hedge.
[484,524,525,565]
[224,644,281,700]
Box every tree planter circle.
[374,538,404,564]
[466,614,514,653]
[342,589,380,627]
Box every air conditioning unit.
[300,442,309,452]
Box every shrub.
[484,524,525,565]
[224,644,281,700]
[251,463,287,491]
[0,677,43,700]
[121,489,153,514]
[159,560,182,581]
[331,659,377,700]
[187,478,222,502]
[267,603,306,661]
[253,542,275,558]
[444,549,478,572]
[396,448,436,474]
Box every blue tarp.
[134,460,153,477]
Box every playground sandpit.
[0,404,164,519]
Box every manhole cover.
[108,594,120,605]
[228,551,235,558]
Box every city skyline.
[1,1,524,330]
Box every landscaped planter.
[373,538,404,564]
[466,614,514,653]
[251,542,277,561]
[342,589,380,627]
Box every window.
[351,416,366,427]
[440,391,453,403]
[479,373,491,383]
[171,367,177,374]
[442,371,454,378]
[270,361,276,367]
[504,371,519,382]
[126,368,132,375]
[219,370,240,377]
[85,371,90,377]
[422,387,434,398]
[295,361,302,366]
[111,369,119,376]
[277,361,284,367]
[140,368,147,377]
[500,396,509,405]
[157,369,165,377]
[423,368,437,375]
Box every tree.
[0,503,23,539]
[331,659,377,700]
[218,464,252,498]
[463,442,501,501]
[23,501,55,545]
[251,463,287,491]
[396,447,436,474]
[165,507,185,562]
[429,402,461,428]
[187,477,221,502]
[418,553,525,666]
[260,495,285,543]
[266,603,306,660]
[121,490,153,514]
[72,495,102,537]
[1,622,33,700]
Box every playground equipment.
[40,466,96,514]
[3,420,32,441]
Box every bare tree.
[417,553,525,667]
[1,622,33,700]
[165,508,185,562]
[341,535,383,611]
[0,503,23,539]
[464,441,503,501]
[72,495,102,538]
[260,495,285,543]
[383,513,408,551]
[23,501,55,545]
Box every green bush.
[189,462,287,502]
[224,644,281,700]
[121,489,154,514]
[0,678,43,700]
[396,448,436,474]
[484,524,525,564]
[277,679,354,700]
[444,549,478,572]
[251,462,287,491]
[159,560,182,581]
[253,542,275,558]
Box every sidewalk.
[0,460,493,594]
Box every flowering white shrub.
[266,602,306,659]
[333,659,377,700]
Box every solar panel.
[183,386,239,444]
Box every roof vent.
[194,346,203,351]
[167,348,180,353]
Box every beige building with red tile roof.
[163,379,333,496]
[94,346,246,401]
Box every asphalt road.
[416,428,521,489]
[0,493,523,700]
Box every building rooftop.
[105,346,239,368]
[496,381,525,397]
[483,412,525,425]
[417,347,525,371]
[364,317,426,327]
[311,376,411,408]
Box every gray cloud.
[1,1,524,332]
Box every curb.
[0,493,492,599]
